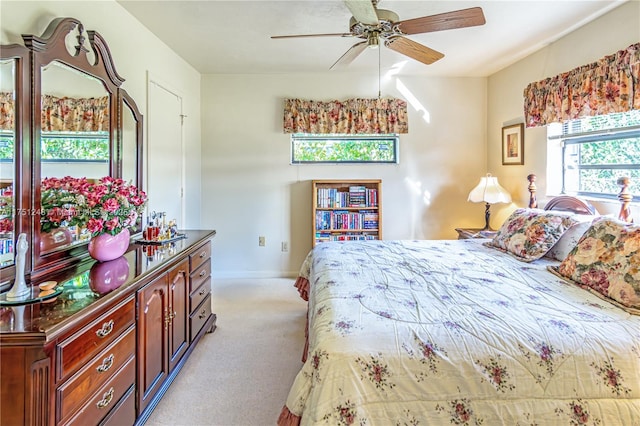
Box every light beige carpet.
[144,278,307,426]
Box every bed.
[278,189,640,425]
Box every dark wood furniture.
[0,229,216,425]
[454,228,496,240]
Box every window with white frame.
[547,110,640,201]
[291,134,399,164]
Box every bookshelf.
[312,179,382,247]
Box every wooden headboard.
[527,174,633,221]
[544,196,597,215]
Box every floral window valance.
[0,92,14,131]
[524,42,640,127]
[283,97,408,134]
[41,94,110,132]
[0,93,110,132]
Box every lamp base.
[482,202,493,231]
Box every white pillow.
[545,215,596,261]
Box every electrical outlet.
[259,236,265,247]
[281,241,288,252]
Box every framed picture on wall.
[502,123,524,165]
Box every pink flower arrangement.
[40,176,89,233]
[0,185,12,233]
[40,176,147,237]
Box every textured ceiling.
[117,0,627,76]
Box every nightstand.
[455,228,497,240]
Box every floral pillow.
[485,208,578,262]
[545,215,597,261]
[550,217,640,310]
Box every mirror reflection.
[122,102,137,186]
[39,60,110,254]
[0,59,15,267]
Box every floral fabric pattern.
[0,92,109,132]
[283,98,408,134]
[485,208,578,261]
[0,92,14,130]
[281,239,640,425]
[524,42,640,127]
[553,217,640,309]
[41,94,110,132]
[546,216,595,261]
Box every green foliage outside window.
[0,133,109,161]
[0,136,12,160]
[292,135,398,163]
[40,136,109,160]
[563,110,640,197]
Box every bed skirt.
[277,405,301,426]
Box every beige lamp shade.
[468,173,512,204]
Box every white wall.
[4,1,636,279]
[201,73,487,277]
[0,0,203,228]
[487,1,640,225]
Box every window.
[291,134,399,164]
[0,132,109,162]
[549,110,640,200]
[0,132,12,160]
[41,132,109,161]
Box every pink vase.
[88,228,131,262]
[89,256,130,294]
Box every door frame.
[145,71,186,227]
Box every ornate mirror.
[0,59,17,267]
[20,18,143,273]
[120,90,143,189]
[0,44,30,287]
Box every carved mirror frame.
[0,17,144,281]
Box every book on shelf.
[315,210,379,231]
[314,232,378,243]
[317,186,378,209]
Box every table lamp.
[467,173,512,230]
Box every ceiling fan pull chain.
[378,44,381,98]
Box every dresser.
[0,230,216,425]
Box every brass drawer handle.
[96,387,114,409]
[95,320,114,338]
[199,270,206,278]
[198,309,207,320]
[96,354,114,373]
[199,288,206,296]
[199,251,206,259]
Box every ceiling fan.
[271,0,486,70]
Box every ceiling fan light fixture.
[367,32,379,49]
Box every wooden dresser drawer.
[189,261,211,293]
[189,294,212,342]
[57,326,135,423]
[189,277,211,314]
[99,385,135,426]
[189,241,211,271]
[57,297,136,381]
[62,357,135,426]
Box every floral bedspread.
[282,240,640,425]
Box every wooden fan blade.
[330,41,368,70]
[344,0,379,25]
[396,7,485,35]
[271,33,352,39]
[385,37,444,65]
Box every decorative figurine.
[7,233,30,300]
